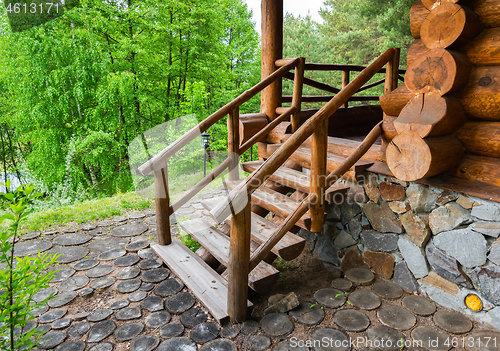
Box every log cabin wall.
[382,0,500,189]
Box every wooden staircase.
[140,49,399,324]
[150,145,370,322]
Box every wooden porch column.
[228,107,240,180]
[154,166,172,245]
[341,70,350,108]
[384,48,401,94]
[309,118,328,232]
[261,0,283,120]
[227,198,251,322]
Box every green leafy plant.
[310,303,324,310]
[0,182,59,351]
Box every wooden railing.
[137,57,304,249]
[210,48,398,321]
[279,49,402,107]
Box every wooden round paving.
[403,295,436,316]
[433,310,473,334]
[345,268,374,285]
[372,280,403,300]
[348,290,381,310]
[377,305,417,330]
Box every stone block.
[385,176,408,187]
[473,266,500,305]
[298,228,317,253]
[333,230,356,250]
[360,230,399,252]
[389,201,411,214]
[379,181,405,202]
[456,195,473,209]
[469,221,500,238]
[398,236,429,279]
[436,190,459,205]
[433,228,488,268]
[362,250,395,279]
[340,201,362,225]
[393,261,419,293]
[426,241,472,288]
[429,202,472,235]
[363,202,403,233]
[326,204,341,221]
[264,292,299,315]
[488,239,500,265]
[363,177,380,203]
[313,233,338,266]
[471,204,500,221]
[400,211,431,247]
[406,184,432,212]
[418,273,459,296]
[340,246,368,272]
[419,283,462,311]
[348,215,362,240]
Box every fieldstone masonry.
[298,171,500,330]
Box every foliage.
[0,0,260,203]
[0,182,58,351]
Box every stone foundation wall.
[298,172,500,330]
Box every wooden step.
[152,239,252,324]
[241,161,350,202]
[201,196,305,261]
[224,180,312,230]
[266,144,373,182]
[179,219,280,293]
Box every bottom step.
[152,240,252,324]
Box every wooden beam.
[228,107,240,180]
[449,154,500,187]
[154,166,171,246]
[291,58,305,132]
[239,113,268,145]
[341,70,350,108]
[282,95,380,103]
[283,72,340,94]
[310,118,327,232]
[456,122,500,158]
[261,0,283,120]
[227,199,251,323]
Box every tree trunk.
[380,83,414,116]
[407,39,430,68]
[395,92,466,137]
[386,130,464,181]
[458,66,500,121]
[422,0,472,10]
[405,48,472,95]
[421,3,482,49]
[471,0,500,29]
[456,122,500,158]
[465,27,500,66]
[410,0,430,39]
[382,115,398,142]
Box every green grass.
[16,192,153,233]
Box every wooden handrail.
[138,58,301,176]
[169,157,232,213]
[277,58,405,74]
[282,95,380,103]
[284,72,340,94]
[239,107,296,154]
[210,48,396,223]
[248,121,383,270]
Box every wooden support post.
[291,58,305,132]
[385,55,395,94]
[309,118,328,232]
[391,48,400,90]
[341,70,350,108]
[227,198,251,323]
[261,0,283,120]
[228,106,240,180]
[154,166,172,246]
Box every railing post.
[291,57,305,132]
[227,197,251,322]
[341,70,350,108]
[227,106,240,180]
[309,118,328,232]
[385,48,400,93]
[154,165,172,245]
